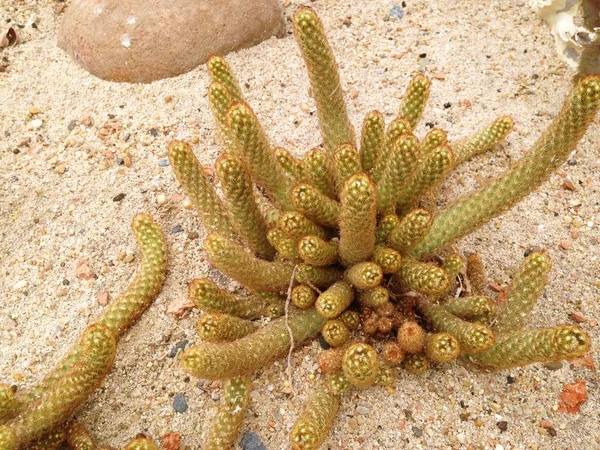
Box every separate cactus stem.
[397,321,426,354]
[197,314,257,342]
[339,174,377,266]
[420,128,448,156]
[396,257,449,295]
[424,305,494,354]
[216,153,275,259]
[208,81,236,151]
[413,76,600,257]
[279,211,328,240]
[298,235,338,266]
[290,388,340,450]
[381,342,405,366]
[403,354,429,374]
[425,333,461,363]
[399,74,431,130]
[180,309,325,380]
[345,262,383,290]
[65,421,94,450]
[301,148,336,199]
[207,55,245,103]
[376,134,419,213]
[396,145,454,212]
[466,253,488,295]
[321,320,351,347]
[360,110,385,171]
[204,376,251,450]
[315,281,355,319]
[5,325,116,449]
[24,428,66,450]
[372,246,402,274]
[443,295,496,322]
[387,209,432,254]
[291,284,318,309]
[0,385,16,423]
[189,278,283,320]
[375,214,401,244]
[123,437,159,450]
[168,141,233,236]
[325,371,351,395]
[493,252,551,335]
[370,117,412,183]
[358,286,390,308]
[267,229,300,262]
[275,147,304,181]
[291,183,340,227]
[293,7,355,153]
[204,234,294,292]
[295,264,343,288]
[332,143,362,194]
[452,115,514,167]
[467,325,590,369]
[342,343,380,389]
[227,102,294,210]
[442,253,465,294]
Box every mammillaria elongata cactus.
[163,5,597,448]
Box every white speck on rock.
[120,34,131,47]
[13,280,28,290]
[30,119,43,130]
[127,16,136,25]
[93,5,102,14]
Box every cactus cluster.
[163,6,597,449]
[0,215,168,450]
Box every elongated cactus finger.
[452,115,513,166]
[197,314,256,342]
[316,281,354,319]
[425,333,461,363]
[345,262,383,290]
[399,74,431,130]
[208,81,236,151]
[0,384,16,423]
[301,148,336,199]
[291,183,340,227]
[290,388,340,450]
[267,229,300,262]
[279,212,327,240]
[275,147,304,181]
[342,343,380,389]
[66,421,94,450]
[360,110,385,171]
[443,295,496,322]
[387,209,432,254]
[207,55,244,103]
[298,235,338,266]
[370,117,412,183]
[332,143,362,194]
[396,257,449,295]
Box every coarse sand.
[0,0,599,449]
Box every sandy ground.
[1,0,599,449]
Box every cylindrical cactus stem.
[396,145,455,212]
[442,253,465,294]
[204,234,294,292]
[375,214,401,244]
[387,209,432,254]
[123,437,159,450]
[420,128,448,156]
[293,7,355,154]
[397,321,426,354]
[376,134,419,213]
[289,388,341,450]
[207,55,244,103]
[180,309,325,380]
[332,143,362,194]
[227,102,294,210]
[452,115,514,167]
[396,257,449,295]
[0,426,17,449]
[189,279,283,319]
[413,76,600,257]
[376,365,396,387]
[339,311,360,331]
[65,421,94,450]
[443,295,496,322]
[425,333,461,363]
[494,252,552,335]
[25,429,66,450]
[424,305,494,354]
[0,384,16,423]
[381,342,405,366]
[315,281,355,319]
[399,74,431,130]
[254,192,280,228]
[466,252,488,295]
[370,117,412,183]
[267,229,300,262]
[216,153,275,260]
[298,235,338,266]
[342,343,380,389]
[197,314,256,343]
[372,246,402,274]
[360,110,385,171]
[291,284,318,309]
[467,325,590,369]
[275,147,304,181]
[203,376,251,450]
[301,148,336,199]
[325,371,351,395]
[345,262,383,290]
[339,174,377,266]
[279,211,328,240]
[208,81,236,151]
[168,141,233,237]
[5,324,116,448]
[403,353,429,374]
[358,286,390,308]
[295,264,343,288]
[291,183,340,228]
[321,320,351,347]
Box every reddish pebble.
[97,289,109,306]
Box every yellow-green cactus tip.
[292,284,318,309]
[403,353,429,374]
[321,320,351,347]
[342,343,380,389]
[425,333,461,363]
[0,426,17,450]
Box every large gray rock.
[58,0,285,83]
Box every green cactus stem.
[315,281,354,319]
[291,285,318,309]
[332,143,362,194]
[207,55,244,103]
[208,81,235,151]
[324,372,351,395]
[425,333,461,363]
[420,128,448,156]
[399,74,431,130]
[216,152,275,259]
[387,209,432,254]
[291,183,340,227]
[321,320,351,347]
[65,421,94,450]
[493,252,551,335]
[342,343,380,389]
[360,110,385,171]
[298,235,338,266]
[275,147,304,181]
[0,385,16,423]
[375,214,401,244]
[279,211,328,240]
[370,117,412,183]
[345,262,383,290]
[339,310,360,331]
[293,7,355,153]
[403,354,429,374]
[290,388,340,450]
[443,295,496,322]
[204,377,251,450]
[358,286,390,308]
[339,174,377,266]
[468,325,590,369]
[372,246,402,274]
[452,116,514,167]
[197,314,256,342]
[397,257,449,295]
[267,229,300,262]
[180,309,325,380]
[295,264,343,288]
[301,148,336,199]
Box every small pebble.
[356,406,370,415]
[239,432,267,450]
[97,290,109,306]
[412,426,423,437]
[168,339,189,358]
[67,120,77,131]
[173,393,187,413]
[187,231,199,240]
[506,375,516,384]
[172,225,183,234]
[159,158,170,167]
[389,4,404,19]
[544,361,563,371]
[149,128,160,137]
[157,194,168,206]
[113,193,126,202]
[56,287,68,297]
[547,427,557,437]
[30,119,43,130]
[496,421,508,432]
[13,280,28,291]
